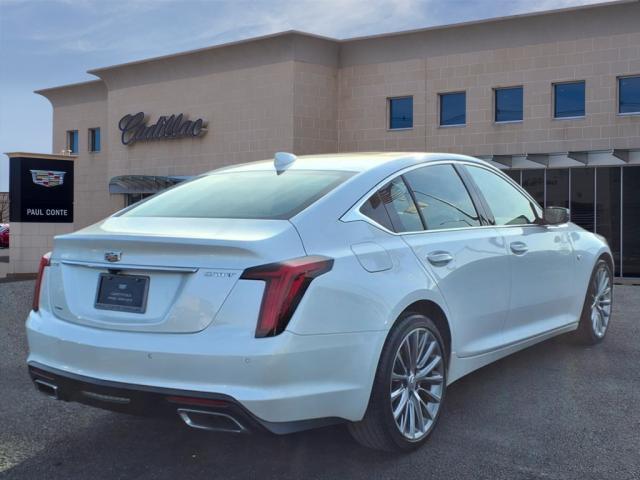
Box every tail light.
[240,255,333,338]
[33,252,51,312]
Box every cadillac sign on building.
[9,156,74,223]
[118,112,207,146]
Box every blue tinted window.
[67,130,78,153]
[619,76,640,114]
[495,87,523,122]
[389,97,413,129]
[90,128,101,152]
[554,82,585,118]
[440,92,466,126]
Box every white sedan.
[26,152,613,451]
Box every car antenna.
[274,152,297,173]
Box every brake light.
[33,252,51,312]
[240,255,333,338]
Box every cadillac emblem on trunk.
[104,251,122,263]
[30,170,66,188]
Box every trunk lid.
[47,217,305,333]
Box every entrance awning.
[478,149,640,169]
[108,175,191,194]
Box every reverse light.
[32,252,51,312]
[241,255,334,338]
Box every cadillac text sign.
[9,156,74,223]
[118,112,207,146]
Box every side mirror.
[543,206,570,225]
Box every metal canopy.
[108,175,191,194]
[478,149,639,169]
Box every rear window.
[120,170,353,220]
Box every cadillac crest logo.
[104,251,122,263]
[30,170,66,188]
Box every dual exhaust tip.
[177,408,247,433]
[32,375,247,434]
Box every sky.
[0,0,614,190]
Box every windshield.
[120,170,353,220]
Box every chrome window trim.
[341,160,550,236]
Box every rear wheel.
[348,313,446,451]
[574,258,613,344]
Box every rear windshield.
[120,170,353,220]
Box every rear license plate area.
[95,273,149,313]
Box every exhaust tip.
[34,378,59,399]
[177,408,247,434]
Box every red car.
[0,224,9,248]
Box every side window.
[360,177,423,233]
[403,164,480,230]
[465,165,541,226]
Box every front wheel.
[574,258,613,344]
[348,313,447,451]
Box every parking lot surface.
[1,280,639,480]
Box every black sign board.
[9,156,74,223]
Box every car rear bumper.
[26,309,387,425]
[27,362,342,434]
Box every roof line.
[34,78,104,96]
[343,0,634,42]
[87,30,337,75]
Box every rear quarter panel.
[288,216,450,336]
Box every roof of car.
[210,152,487,174]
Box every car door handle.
[426,251,453,266]
[510,241,529,255]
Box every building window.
[388,97,413,129]
[66,130,78,154]
[89,128,101,152]
[495,86,523,122]
[619,75,640,114]
[553,81,585,118]
[439,92,466,126]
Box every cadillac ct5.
[26,152,614,451]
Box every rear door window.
[403,164,481,230]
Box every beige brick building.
[7,0,640,275]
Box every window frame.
[438,91,467,127]
[88,127,101,153]
[494,85,524,124]
[387,96,414,131]
[617,74,640,116]
[66,129,78,154]
[348,160,499,235]
[552,80,586,120]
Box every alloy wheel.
[390,327,444,441]
[591,265,612,338]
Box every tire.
[574,258,613,345]
[348,313,447,452]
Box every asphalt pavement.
[1,280,639,480]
